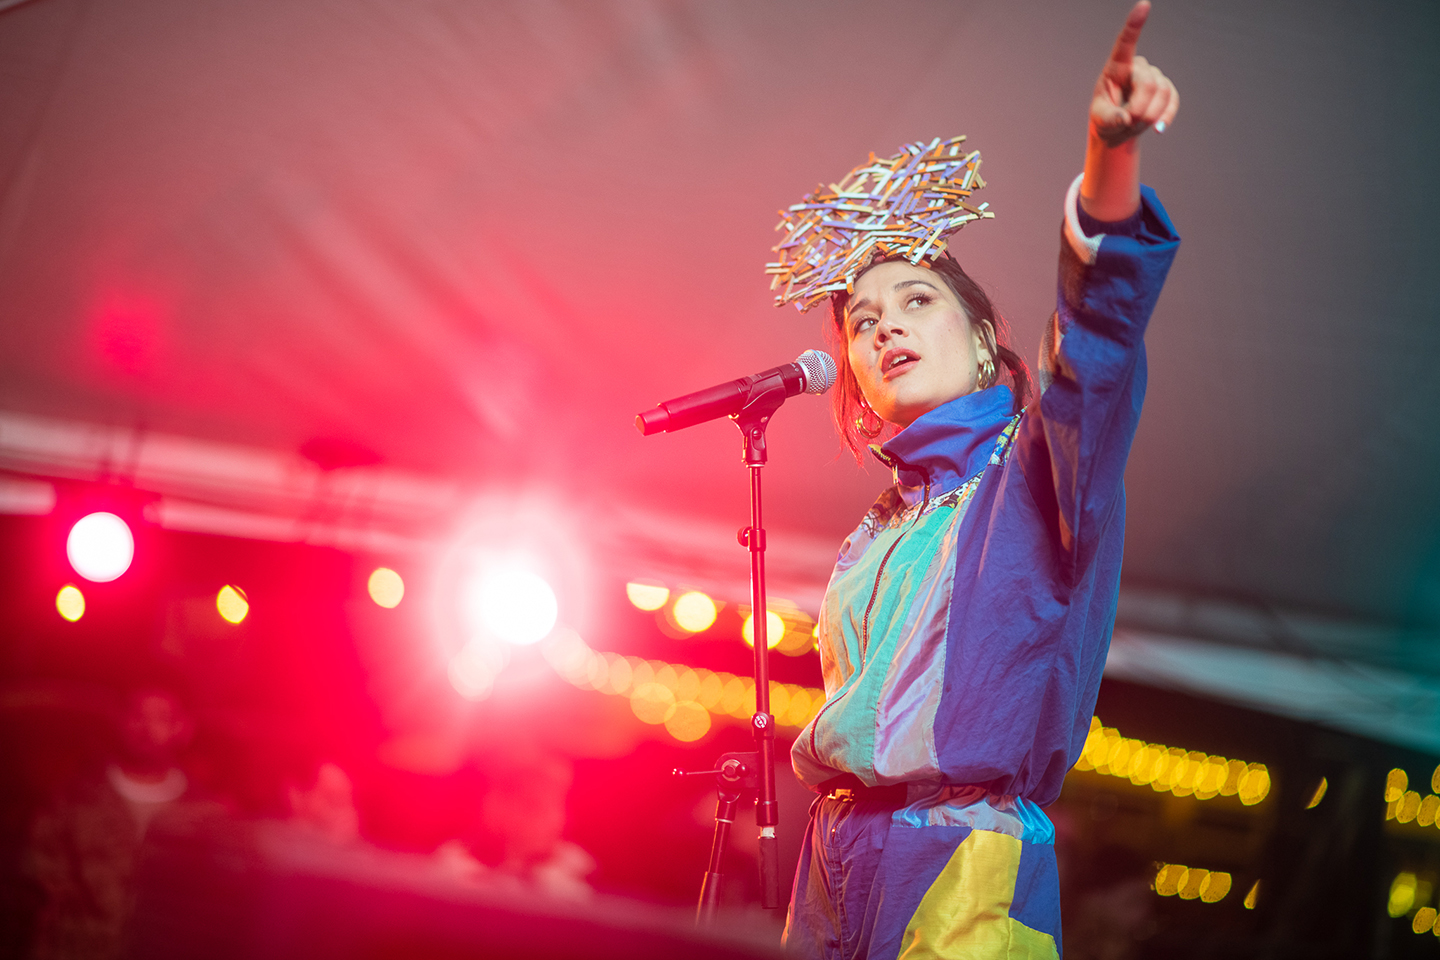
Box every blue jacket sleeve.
[1012,182,1181,583]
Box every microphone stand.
[675,380,786,925]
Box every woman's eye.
[906,294,931,308]
[852,317,876,334]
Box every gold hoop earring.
[978,357,996,390]
[855,399,884,439]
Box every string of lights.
[542,629,825,743]
[1073,717,1273,805]
[1153,863,1234,903]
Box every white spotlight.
[463,567,558,646]
[66,512,134,582]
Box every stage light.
[1243,881,1259,910]
[464,568,557,645]
[742,609,785,649]
[671,591,716,633]
[55,585,85,622]
[1306,777,1329,809]
[216,584,249,624]
[665,701,711,742]
[626,581,669,611]
[368,567,404,608]
[449,641,506,700]
[66,512,134,582]
[1414,907,1438,935]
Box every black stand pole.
[675,384,787,927]
[734,406,783,915]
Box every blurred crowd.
[0,684,595,960]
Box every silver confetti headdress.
[766,136,993,312]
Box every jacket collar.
[870,386,1013,497]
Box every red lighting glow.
[66,512,134,582]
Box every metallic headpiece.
[766,136,993,312]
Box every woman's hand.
[1080,1,1180,221]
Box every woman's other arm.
[1081,1,1180,222]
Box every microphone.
[635,350,837,436]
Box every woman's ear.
[974,318,998,360]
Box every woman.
[780,4,1181,957]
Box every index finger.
[1107,0,1151,66]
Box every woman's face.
[844,260,991,429]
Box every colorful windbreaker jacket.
[792,176,1180,830]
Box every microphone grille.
[795,349,838,395]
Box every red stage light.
[463,568,558,646]
[66,512,134,582]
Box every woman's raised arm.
[1081,1,1180,222]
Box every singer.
[775,5,1180,958]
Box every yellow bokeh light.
[1154,864,1185,897]
[665,701,711,742]
[674,667,700,701]
[630,682,676,725]
[696,671,724,709]
[742,609,786,649]
[602,656,629,694]
[1399,791,1423,824]
[1155,864,1230,904]
[768,682,791,719]
[671,591,717,633]
[626,581,670,611]
[1075,719,1270,806]
[1238,764,1271,805]
[1200,872,1232,903]
[1243,880,1259,910]
[1419,795,1440,827]
[1178,868,1206,900]
[1221,759,1248,796]
[216,584,249,624]
[1128,744,1160,785]
[784,687,814,727]
[55,584,85,622]
[1390,872,1418,917]
[1432,765,1440,795]
[1306,777,1329,809]
[368,567,404,608]
[777,613,815,655]
[1387,768,1409,803]
[1414,907,1438,935]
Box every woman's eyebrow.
[893,279,939,293]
